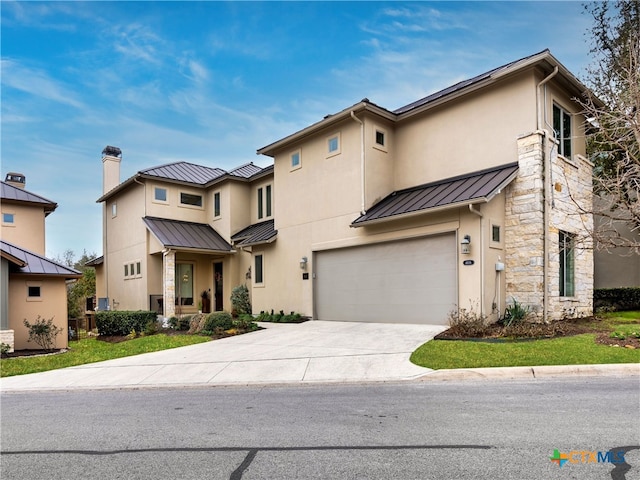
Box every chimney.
[5,172,26,189]
[102,146,122,194]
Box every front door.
[214,262,223,311]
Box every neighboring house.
[95,146,273,318]
[0,174,81,352]
[98,49,595,325]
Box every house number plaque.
[463,260,475,266]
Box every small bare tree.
[577,1,640,254]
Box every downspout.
[469,204,484,316]
[350,111,366,215]
[537,66,558,322]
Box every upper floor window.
[291,151,301,170]
[214,192,221,217]
[327,132,341,157]
[553,104,572,158]
[180,192,203,208]
[2,213,14,224]
[27,285,41,298]
[257,185,273,220]
[376,130,385,147]
[559,231,575,297]
[111,203,117,218]
[154,187,167,202]
[254,254,264,285]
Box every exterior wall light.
[460,235,471,255]
[300,256,308,270]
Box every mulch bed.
[435,315,639,349]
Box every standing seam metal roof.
[140,162,227,185]
[1,240,82,276]
[230,219,277,247]
[0,181,57,212]
[352,162,519,226]
[143,217,233,252]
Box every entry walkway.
[0,321,448,391]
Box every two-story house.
[1,173,81,352]
[255,49,594,324]
[98,49,595,325]
[95,146,274,318]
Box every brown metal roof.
[0,181,57,215]
[140,162,227,185]
[231,219,277,247]
[352,162,519,227]
[143,217,234,253]
[1,240,82,277]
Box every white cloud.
[0,59,84,108]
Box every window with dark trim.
[257,187,264,219]
[180,192,203,207]
[28,286,41,298]
[214,192,221,217]
[266,185,272,217]
[553,104,572,158]
[254,254,264,284]
[559,231,575,296]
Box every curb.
[418,363,640,381]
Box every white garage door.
[314,234,457,324]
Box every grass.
[411,311,640,370]
[0,334,210,378]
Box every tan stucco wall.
[0,203,47,255]
[9,275,69,350]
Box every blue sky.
[1,1,593,260]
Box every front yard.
[411,311,640,369]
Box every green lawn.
[0,334,210,378]
[411,312,640,370]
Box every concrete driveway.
[0,321,448,391]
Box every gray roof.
[140,162,227,185]
[143,217,234,253]
[231,219,277,247]
[352,163,519,227]
[85,255,104,266]
[0,181,57,214]
[229,162,267,179]
[1,240,82,277]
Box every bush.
[22,315,64,350]
[594,288,640,311]
[255,310,306,323]
[502,298,531,327]
[446,307,488,337]
[203,311,233,332]
[230,285,251,316]
[95,311,157,336]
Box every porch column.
[163,249,176,318]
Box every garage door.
[314,234,456,324]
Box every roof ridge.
[0,180,57,205]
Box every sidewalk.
[1,321,638,392]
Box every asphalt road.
[1,376,639,479]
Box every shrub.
[22,315,64,350]
[594,288,640,311]
[502,298,531,327]
[1,342,12,356]
[95,311,157,336]
[233,315,259,332]
[230,285,251,316]
[446,307,488,337]
[203,311,233,332]
[255,310,306,323]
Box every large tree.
[56,249,97,318]
[580,0,640,253]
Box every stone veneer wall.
[163,250,176,318]
[0,329,14,353]
[505,131,593,321]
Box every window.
[291,151,301,169]
[327,132,341,156]
[176,263,194,305]
[111,203,117,218]
[2,213,14,224]
[492,225,501,243]
[124,264,129,277]
[376,130,385,146]
[214,192,221,217]
[136,261,141,276]
[154,187,167,202]
[27,286,41,298]
[266,185,272,217]
[559,231,575,296]
[180,192,203,207]
[553,104,572,158]
[254,254,264,284]
[257,187,264,219]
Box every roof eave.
[351,198,492,228]
[257,102,396,157]
[233,236,277,248]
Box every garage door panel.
[315,234,457,324]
